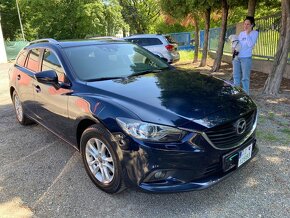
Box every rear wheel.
[80,124,125,194]
[12,91,34,125]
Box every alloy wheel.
[85,138,115,184]
[14,94,23,122]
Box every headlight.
[116,117,186,142]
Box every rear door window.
[26,49,41,72]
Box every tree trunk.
[123,28,127,37]
[193,13,199,63]
[212,0,229,72]
[199,7,210,67]
[263,0,290,95]
[248,0,257,16]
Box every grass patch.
[256,129,280,142]
[258,115,266,124]
[179,50,194,62]
[279,128,290,135]
[178,51,202,62]
[267,111,275,120]
[277,121,289,127]
[278,128,290,144]
[264,133,280,142]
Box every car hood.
[87,69,256,128]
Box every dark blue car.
[9,39,258,193]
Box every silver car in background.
[123,34,180,63]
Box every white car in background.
[123,34,180,63]
[88,36,124,40]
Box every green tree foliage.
[118,0,160,34]
[1,0,127,40]
[0,0,21,40]
[226,0,281,26]
[154,18,194,34]
[160,0,203,63]
[103,0,128,36]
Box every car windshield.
[64,43,169,81]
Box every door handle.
[17,75,21,80]
[35,85,41,93]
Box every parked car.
[9,38,258,194]
[88,36,123,41]
[123,34,180,63]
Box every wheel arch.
[76,118,98,150]
[10,86,16,100]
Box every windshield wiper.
[85,76,124,82]
[129,69,163,77]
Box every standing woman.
[233,16,259,94]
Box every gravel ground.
[0,62,289,218]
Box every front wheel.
[80,124,125,194]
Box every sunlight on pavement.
[276,146,290,152]
[0,197,33,218]
[245,177,259,188]
[264,156,282,164]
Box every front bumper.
[121,135,258,193]
[139,143,258,193]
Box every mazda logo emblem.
[235,118,246,135]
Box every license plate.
[238,144,253,167]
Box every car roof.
[58,40,127,48]
[27,38,129,49]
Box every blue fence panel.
[168,32,195,50]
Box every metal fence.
[5,41,28,61]
[208,26,236,53]
[206,13,290,63]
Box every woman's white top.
[238,30,259,58]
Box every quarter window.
[42,50,66,83]
[127,38,163,46]
[26,49,41,72]
[16,50,28,67]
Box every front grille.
[205,110,256,149]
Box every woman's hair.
[244,16,255,29]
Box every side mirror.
[35,70,58,85]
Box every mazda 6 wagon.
[9,38,258,193]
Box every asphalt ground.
[0,63,289,218]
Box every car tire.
[12,91,34,125]
[80,124,126,194]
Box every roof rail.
[29,38,58,45]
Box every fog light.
[154,171,166,179]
